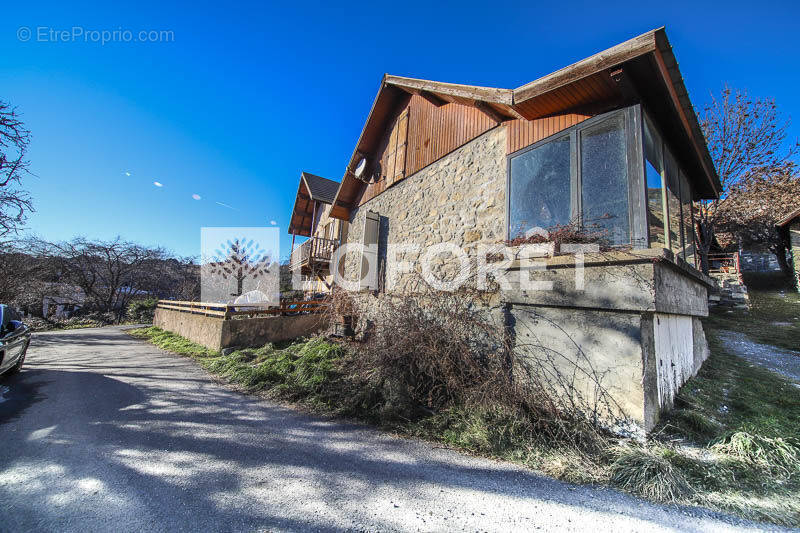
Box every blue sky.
[2,0,798,259]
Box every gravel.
[716,330,800,384]
[0,327,779,532]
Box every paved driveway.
[0,327,771,532]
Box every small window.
[580,115,630,245]
[509,135,572,239]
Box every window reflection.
[580,115,629,245]
[509,136,571,239]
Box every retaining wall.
[153,307,325,351]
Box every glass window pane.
[580,115,629,245]
[644,117,666,247]
[509,136,572,239]
[680,172,695,265]
[664,147,684,256]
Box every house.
[42,283,86,319]
[288,172,343,294]
[287,27,719,431]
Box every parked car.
[0,305,31,377]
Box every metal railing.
[156,299,327,319]
[707,252,740,274]
[289,237,339,271]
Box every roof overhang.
[329,27,721,221]
[778,207,800,228]
[288,172,338,236]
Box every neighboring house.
[287,27,720,431]
[288,172,344,294]
[778,207,800,287]
[42,283,86,319]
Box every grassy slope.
[653,325,800,525]
[705,284,800,353]
[128,325,800,527]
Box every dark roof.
[301,172,339,204]
[288,172,340,236]
[778,207,800,228]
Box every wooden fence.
[707,252,740,274]
[155,299,327,320]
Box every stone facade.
[304,121,712,433]
[340,126,507,290]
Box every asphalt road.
[0,327,775,532]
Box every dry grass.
[129,288,800,527]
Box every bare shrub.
[505,218,614,251]
[325,277,617,451]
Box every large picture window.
[508,108,632,246]
[580,115,629,245]
[507,105,698,262]
[508,136,572,238]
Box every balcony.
[290,237,339,275]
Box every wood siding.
[505,113,592,154]
[357,100,596,206]
[359,94,497,206]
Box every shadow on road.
[0,328,758,531]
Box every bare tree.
[29,237,170,319]
[0,100,33,236]
[697,86,798,272]
[716,165,799,279]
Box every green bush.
[127,298,158,323]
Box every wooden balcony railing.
[289,237,339,271]
[707,252,740,274]
[156,299,327,319]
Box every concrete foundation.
[504,250,713,431]
[153,308,325,351]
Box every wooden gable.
[358,93,499,206]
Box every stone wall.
[341,126,507,290]
[223,313,325,348]
[153,308,226,351]
[708,272,750,310]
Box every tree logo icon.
[201,227,280,305]
[208,238,272,297]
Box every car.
[0,305,31,378]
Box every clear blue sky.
[2,0,798,259]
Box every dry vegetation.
[129,284,800,527]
